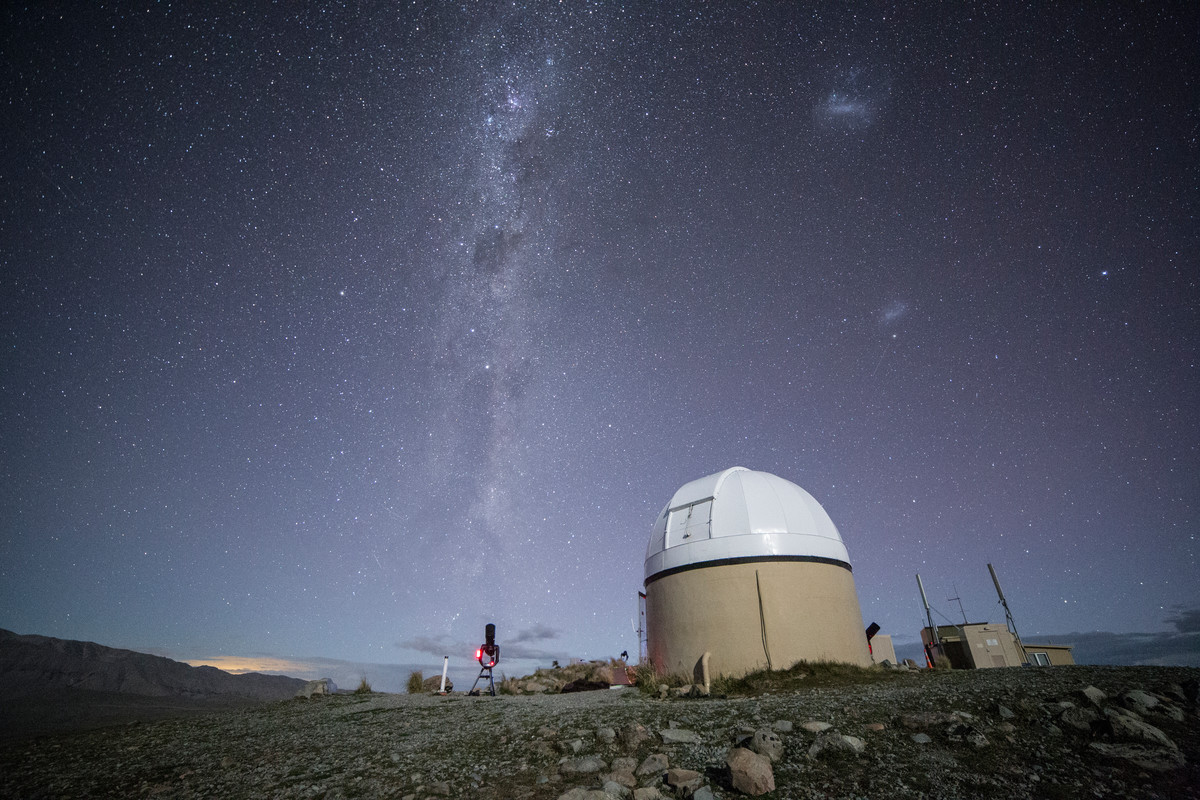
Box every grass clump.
[711,660,914,697]
[354,676,373,694]
[406,670,424,694]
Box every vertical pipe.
[916,574,941,659]
[988,563,1028,664]
[438,656,449,693]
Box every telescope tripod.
[469,665,496,696]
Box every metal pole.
[438,656,449,693]
[988,563,1028,664]
[916,574,941,660]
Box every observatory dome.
[644,466,850,583]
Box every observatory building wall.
[646,559,871,677]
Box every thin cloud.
[1165,605,1200,633]
[510,624,559,643]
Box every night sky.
[3,3,1198,689]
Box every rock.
[726,747,774,795]
[1103,710,1177,750]
[800,721,832,733]
[635,753,669,776]
[659,728,701,744]
[296,679,334,698]
[996,704,1015,720]
[601,768,637,789]
[946,722,988,748]
[558,738,585,754]
[692,787,717,800]
[1088,742,1186,772]
[1079,685,1106,706]
[563,679,610,693]
[620,724,652,752]
[539,725,559,738]
[1059,705,1098,733]
[603,779,632,797]
[910,733,932,744]
[862,722,886,732]
[749,729,784,762]
[808,731,865,758]
[633,788,664,800]
[664,768,703,793]
[899,711,957,730]
[1122,689,1160,715]
[597,727,617,745]
[611,757,638,774]
[560,755,607,774]
[771,720,793,732]
[657,684,669,700]
[428,781,451,796]
[557,788,615,800]
[694,651,711,695]
[421,675,453,693]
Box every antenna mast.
[988,563,1027,664]
[948,584,968,625]
[916,574,941,664]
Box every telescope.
[476,623,499,668]
[469,623,499,695]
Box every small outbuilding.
[644,466,871,678]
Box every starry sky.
[3,3,1198,689]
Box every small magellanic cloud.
[881,300,909,324]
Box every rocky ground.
[1,665,1197,799]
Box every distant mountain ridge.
[0,628,306,702]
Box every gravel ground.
[1,665,1197,799]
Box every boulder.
[1079,685,1107,706]
[562,679,610,693]
[1059,705,1099,733]
[726,748,774,795]
[659,728,701,744]
[808,731,866,758]
[559,755,607,775]
[899,711,957,730]
[619,724,652,752]
[296,678,335,698]
[1103,709,1177,750]
[664,768,704,794]
[946,722,988,748]
[601,768,637,789]
[749,729,784,762]
[1122,689,1160,715]
[632,789,664,800]
[602,779,632,798]
[800,721,832,733]
[1088,742,1185,772]
[635,753,669,776]
[421,675,452,693]
[556,789,615,800]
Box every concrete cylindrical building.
[644,466,870,677]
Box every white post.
[438,656,449,693]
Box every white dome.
[644,467,851,583]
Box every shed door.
[666,498,713,547]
